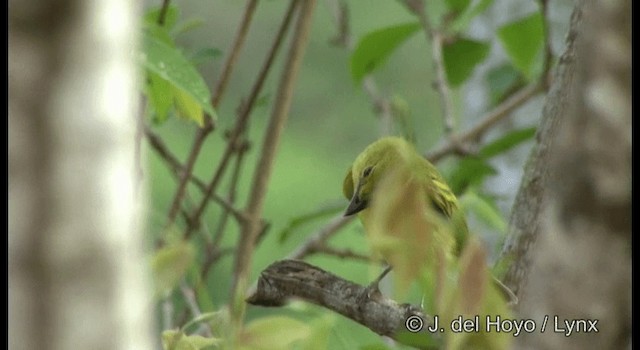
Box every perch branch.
[247,260,437,347]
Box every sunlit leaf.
[172,85,205,127]
[350,23,420,83]
[443,38,490,86]
[145,71,174,124]
[497,12,545,80]
[140,31,217,124]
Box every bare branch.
[247,260,437,347]
[183,0,299,238]
[144,126,247,223]
[165,0,259,226]
[311,244,372,263]
[403,0,456,135]
[180,282,213,337]
[157,0,172,26]
[426,82,544,162]
[287,215,354,260]
[326,0,394,136]
[231,0,317,322]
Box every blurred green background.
[141,0,571,347]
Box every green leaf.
[140,31,217,124]
[442,38,490,86]
[497,12,545,81]
[145,71,174,124]
[172,85,205,127]
[240,316,310,350]
[486,64,525,105]
[151,242,195,296]
[350,23,421,83]
[479,127,536,158]
[448,158,497,194]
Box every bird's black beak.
[344,186,368,216]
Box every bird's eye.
[363,166,373,177]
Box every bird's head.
[343,137,412,216]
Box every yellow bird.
[343,136,467,254]
[343,136,516,304]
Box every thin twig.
[312,244,372,262]
[230,0,317,323]
[180,282,213,337]
[144,126,247,222]
[211,135,249,249]
[426,82,544,162]
[157,0,172,26]
[165,0,259,227]
[287,215,354,260]
[403,0,456,135]
[326,0,394,137]
[184,0,299,238]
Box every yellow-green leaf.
[140,31,217,124]
[151,242,195,296]
[172,85,204,127]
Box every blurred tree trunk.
[9,1,154,349]
[501,0,631,348]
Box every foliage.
[140,0,549,349]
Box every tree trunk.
[9,1,154,349]
[501,0,631,348]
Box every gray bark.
[9,1,154,349]
[500,0,631,348]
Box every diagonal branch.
[403,0,456,135]
[426,82,545,162]
[183,0,299,238]
[165,0,259,227]
[247,260,437,348]
[230,0,317,323]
